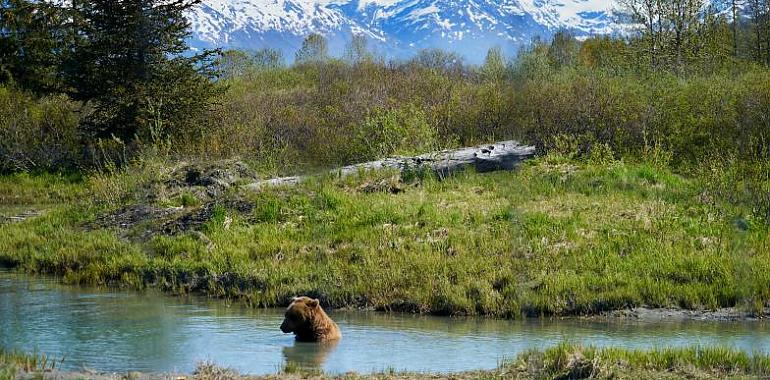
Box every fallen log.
[246,140,536,190]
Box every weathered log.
[246,140,536,190]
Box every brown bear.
[280,296,342,342]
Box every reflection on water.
[283,341,339,371]
[1,270,770,375]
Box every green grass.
[0,157,768,317]
[502,344,770,379]
[0,349,61,380]
[186,344,770,379]
[0,172,85,214]
[3,344,770,379]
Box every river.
[1,270,769,374]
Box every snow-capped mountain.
[187,0,616,62]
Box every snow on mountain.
[186,0,616,62]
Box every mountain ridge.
[186,0,617,61]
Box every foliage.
[514,343,770,379]
[0,0,70,93]
[344,34,375,64]
[254,47,286,70]
[2,0,770,180]
[0,0,220,163]
[481,46,506,82]
[216,48,286,80]
[216,50,257,80]
[0,348,61,380]
[66,0,220,143]
[548,30,580,68]
[353,104,438,161]
[0,86,81,173]
[410,48,465,73]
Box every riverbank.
[4,344,770,380]
[590,306,770,322]
[0,156,768,318]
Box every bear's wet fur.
[280,296,341,342]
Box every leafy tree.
[725,0,745,56]
[616,0,665,67]
[411,48,464,73]
[548,30,580,67]
[295,33,328,64]
[481,46,506,82]
[216,50,255,79]
[254,47,285,69]
[510,43,552,81]
[578,36,632,72]
[699,7,733,68]
[344,34,373,64]
[662,0,707,67]
[617,0,725,70]
[747,0,770,63]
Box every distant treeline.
[0,0,769,175]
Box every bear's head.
[280,296,341,342]
[280,296,321,336]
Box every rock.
[247,140,535,190]
[165,160,258,200]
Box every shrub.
[0,86,81,173]
[354,104,437,161]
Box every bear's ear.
[308,298,319,308]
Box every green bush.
[354,104,437,160]
[699,153,770,224]
[511,67,648,156]
[0,86,81,173]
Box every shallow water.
[2,270,770,375]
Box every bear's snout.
[280,319,292,333]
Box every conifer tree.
[0,0,69,93]
[66,0,219,141]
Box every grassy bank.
[502,344,770,380]
[0,349,60,380]
[5,344,769,379]
[0,156,768,317]
[317,344,770,379]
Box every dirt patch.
[156,160,259,201]
[160,199,254,235]
[87,161,261,242]
[90,199,255,241]
[357,176,406,194]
